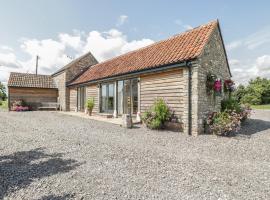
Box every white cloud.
[174,19,193,31]
[255,55,270,78]
[229,59,241,66]
[229,55,270,85]
[83,29,154,61]
[183,25,193,30]
[0,45,14,51]
[116,15,128,27]
[226,41,242,51]
[121,39,154,54]
[226,26,270,51]
[0,27,154,85]
[20,38,71,74]
[0,52,21,69]
[59,33,83,51]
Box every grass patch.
[250,104,270,110]
[0,100,8,110]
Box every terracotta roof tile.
[70,20,218,85]
[8,72,57,88]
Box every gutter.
[187,61,192,136]
[68,61,188,87]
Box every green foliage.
[233,84,246,102]
[207,111,240,136]
[0,101,8,109]
[241,93,261,105]
[207,102,251,136]
[142,98,171,130]
[206,73,217,95]
[221,98,241,113]
[153,98,170,122]
[250,104,270,110]
[0,82,7,101]
[233,77,270,105]
[85,98,95,111]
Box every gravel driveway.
[0,110,269,200]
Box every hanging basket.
[206,73,217,95]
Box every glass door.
[101,83,115,113]
[117,81,124,115]
[108,83,114,112]
[123,80,131,114]
[117,78,138,115]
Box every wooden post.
[35,55,39,75]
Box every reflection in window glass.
[131,79,138,114]
[108,84,114,111]
[117,81,123,115]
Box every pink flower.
[214,80,222,92]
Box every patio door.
[117,78,138,115]
[101,83,114,113]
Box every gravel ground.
[0,109,269,200]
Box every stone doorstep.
[58,111,140,126]
[97,113,113,118]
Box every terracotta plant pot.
[88,109,93,116]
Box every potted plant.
[85,97,95,116]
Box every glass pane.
[81,87,85,111]
[108,84,114,111]
[77,88,81,110]
[101,84,107,112]
[131,79,138,114]
[123,80,131,114]
[117,81,123,115]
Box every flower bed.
[206,99,251,136]
[11,100,31,112]
[13,106,31,112]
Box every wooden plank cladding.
[85,84,99,113]
[69,88,77,112]
[140,69,185,119]
[9,87,58,110]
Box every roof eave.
[68,60,191,87]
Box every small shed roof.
[8,72,57,89]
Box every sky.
[0,0,270,86]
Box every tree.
[233,84,246,102]
[235,77,270,105]
[0,82,7,101]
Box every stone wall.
[66,53,98,82]
[53,53,98,111]
[194,26,231,135]
[53,72,67,111]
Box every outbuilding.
[8,72,58,110]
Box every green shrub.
[142,99,171,130]
[153,98,170,122]
[241,94,261,105]
[221,98,241,113]
[0,101,2,106]
[85,98,95,115]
